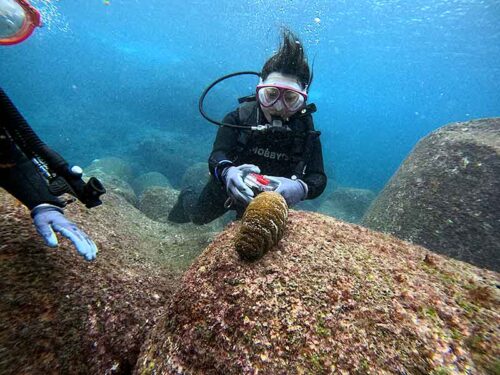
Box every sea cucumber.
[235,191,288,261]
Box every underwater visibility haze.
[2,1,500,373]
[0,0,499,190]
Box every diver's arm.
[301,135,327,200]
[0,132,97,260]
[0,141,64,209]
[208,110,241,183]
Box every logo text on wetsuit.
[250,147,289,161]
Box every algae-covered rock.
[362,118,500,272]
[294,197,324,212]
[132,172,171,196]
[132,137,205,187]
[137,185,231,233]
[138,186,179,223]
[84,158,138,206]
[85,169,138,207]
[0,187,212,374]
[318,187,376,223]
[180,162,211,190]
[136,211,499,375]
[85,156,135,182]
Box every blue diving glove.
[31,204,98,261]
[223,164,261,206]
[269,176,309,207]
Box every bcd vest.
[235,100,321,178]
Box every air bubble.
[31,0,69,33]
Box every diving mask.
[0,0,41,45]
[256,84,308,112]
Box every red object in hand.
[244,173,280,193]
[254,173,270,186]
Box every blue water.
[1,0,499,192]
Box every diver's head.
[0,0,41,46]
[257,29,311,122]
[257,72,308,122]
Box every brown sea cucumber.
[235,191,288,261]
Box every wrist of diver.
[214,160,234,184]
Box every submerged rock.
[132,137,205,187]
[137,185,231,232]
[138,186,179,223]
[294,190,329,212]
[0,187,217,374]
[362,118,500,272]
[132,171,172,196]
[181,162,211,191]
[85,156,135,182]
[135,211,499,374]
[318,187,376,223]
[85,170,138,207]
[84,157,138,206]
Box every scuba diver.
[169,29,327,224]
[1,0,105,260]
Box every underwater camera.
[1,87,105,208]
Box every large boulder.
[318,187,376,223]
[137,185,231,233]
[135,211,499,374]
[181,162,210,190]
[0,186,216,374]
[89,171,138,207]
[85,156,135,182]
[84,170,138,207]
[132,171,172,196]
[132,137,206,187]
[85,157,138,206]
[138,186,179,223]
[363,118,500,272]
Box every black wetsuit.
[172,101,327,224]
[0,118,63,210]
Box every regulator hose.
[198,71,261,129]
[0,87,105,208]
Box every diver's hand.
[31,204,98,261]
[223,164,260,205]
[268,176,308,207]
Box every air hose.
[198,71,261,129]
[0,87,105,208]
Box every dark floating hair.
[261,28,312,91]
